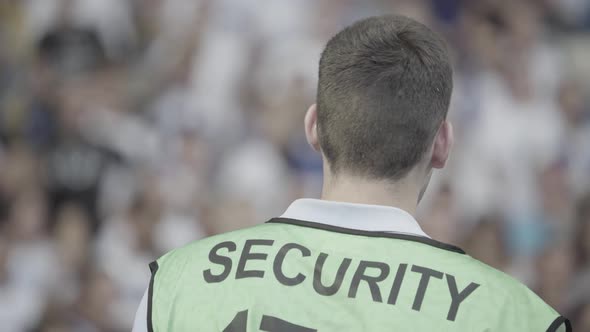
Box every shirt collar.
[280,198,430,238]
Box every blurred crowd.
[0,0,589,331]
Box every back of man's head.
[317,15,453,181]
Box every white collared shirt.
[131,199,428,332]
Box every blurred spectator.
[535,241,575,312]
[419,184,459,245]
[570,302,590,332]
[5,186,55,292]
[70,268,119,331]
[45,82,121,233]
[0,234,45,332]
[558,79,590,196]
[574,193,590,271]
[566,193,590,327]
[96,183,162,329]
[462,214,510,272]
[50,203,92,305]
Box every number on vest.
[223,310,316,332]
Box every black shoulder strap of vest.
[267,217,466,254]
[546,315,572,332]
[147,261,159,332]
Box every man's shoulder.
[461,255,561,318]
[458,255,541,299]
[444,255,568,330]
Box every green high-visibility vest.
[147,218,571,331]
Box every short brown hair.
[317,15,453,180]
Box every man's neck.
[320,174,420,216]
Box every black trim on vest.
[267,218,466,254]
[546,316,572,332]
[147,261,159,332]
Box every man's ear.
[304,104,321,152]
[431,120,453,169]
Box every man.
[132,15,571,331]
